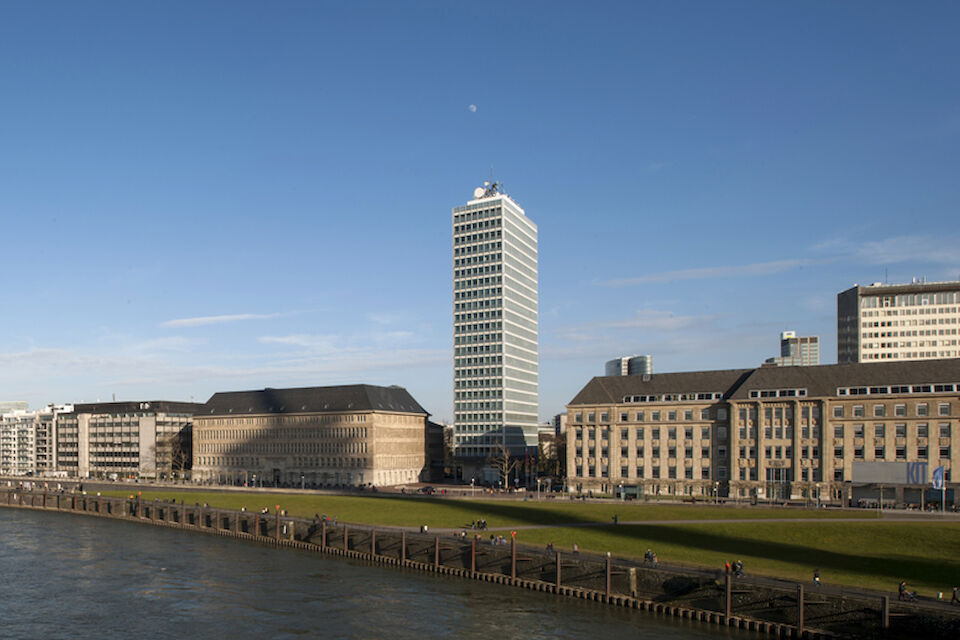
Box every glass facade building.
[453,187,538,468]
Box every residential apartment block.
[453,182,539,477]
[56,401,201,479]
[567,359,959,505]
[192,384,430,488]
[838,280,960,363]
[0,405,72,476]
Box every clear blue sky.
[1,2,958,421]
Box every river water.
[0,508,754,639]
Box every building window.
[834,424,844,438]
[574,413,582,423]
[940,423,952,438]
[833,406,843,418]
[939,403,951,417]
[895,405,906,417]
[917,404,929,417]
[668,428,677,440]
[701,426,710,439]
[853,405,864,418]
[875,447,885,459]
[684,410,694,421]
[685,427,694,439]
[855,447,864,459]
[854,424,865,438]
[636,411,645,422]
[896,424,906,438]
[600,413,609,423]
[667,411,677,421]
[620,412,628,422]
[873,405,885,417]
[701,409,711,420]
[918,424,929,438]
[718,408,728,420]
[940,447,951,458]
[874,424,885,438]
[896,447,906,460]
[651,411,661,421]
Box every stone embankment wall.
[2,489,958,640]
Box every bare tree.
[487,444,519,489]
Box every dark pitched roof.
[728,358,960,400]
[569,369,754,406]
[70,401,204,415]
[201,384,428,416]
[567,359,960,406]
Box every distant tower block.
[605,355,653,377]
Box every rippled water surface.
[0,508,754,639]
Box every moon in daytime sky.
[468,104,477,112]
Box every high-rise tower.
[452,182,538,480]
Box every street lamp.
[470,478,475,497]
[301,474,305,491]
[714,481,719,505]
[619,483,624,501]
[537,477,542,501]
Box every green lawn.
[100,490,873,528]
[100,489,958,594]
[506,521,960,595]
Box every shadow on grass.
[582,523,960,591]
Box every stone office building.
[566,359,959,504]
[192,384,430,488]
[55,401,201,479]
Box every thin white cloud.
[600,309,707,332]
[601,259,825,287]
[814,234,960,266]
[161,313,280,328]
[468,104,477,113]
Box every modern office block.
[838,280,960,363]
[453,182,539,479]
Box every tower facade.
[838,281,960,363]
[453,183,538,477]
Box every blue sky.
[1,2,958,420]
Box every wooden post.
[401,531,406,561]
[343,525,349,551]
[797,584,804,633]
[43,493,47,508]
[275,506,281,542]
[881,595,889,630]
[370,528,376,556]
[511,537,517,579]
[605,554,612,597]
[254,514,260,536]
[470,538,476,573]
[555,551,562,588]
[725,573,732,619]
[434,536,440,567]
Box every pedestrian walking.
[951,586,959,605]
[814,569,821,587]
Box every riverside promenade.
[3,486,960,639]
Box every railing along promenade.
[2,487,958,640]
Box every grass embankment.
[102,490,959,595]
